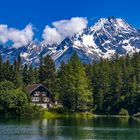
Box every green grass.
[42,110,94,119]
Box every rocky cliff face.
[1,17,140,67]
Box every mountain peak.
[108,16,116,21]
[0,17,140,67]
[90,17,136,34]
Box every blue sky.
[0,0,139,40]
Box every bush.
[22,103,44,118]
[0,87,29,117]
[50,106,67,114]
[0,81,15,91]
[119,108,129,116]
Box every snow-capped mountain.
[51,17,140,66]
[0,16,140,67]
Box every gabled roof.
[25,84,51,94]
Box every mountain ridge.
[0,17,140,67]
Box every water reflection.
[0,117,140,140]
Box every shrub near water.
[43,106,94,119]
[0,81,28,117]
[0,81,44,117]
[119,108,129,116]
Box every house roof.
[25,84,50,94]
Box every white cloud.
[0,17,88,47]
[0,25,9,43]
[42,26,62,45]
[42,17,88,45]
[0,24,34,48]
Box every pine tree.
[28,65,35,84]
[3,60,12,81]
[13,59,23,87]
[91,61,100,109]
[0,54,3,81]
[109,61,122,113]
[59,53,92,111]
[97,89,104,113]
[22,64,29,85]
[126,73,137,115]
[34,67,39,84]
[132,53,140,84]
[39,55,56,93]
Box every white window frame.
[34,91,40,96]
[44,97,49,102]
[32,97,40,102]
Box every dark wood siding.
[30,85,52,103]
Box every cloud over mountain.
[42,17,88,45]
[0,24,34,48]
[0,17,140,68]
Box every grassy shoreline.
[42,110,94,119]
[0,109,131,119]
[0,113,131,119]
[42,110,131,119]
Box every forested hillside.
[0,52,140,116]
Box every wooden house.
[25,84,53,108]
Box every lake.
[0,117,140,140]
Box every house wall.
[33,103,48,108]
[30,86,52,106]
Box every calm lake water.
[0,117,140,140]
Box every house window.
[42,93,46,96]
[44,97,49,102]
[32,97,40,102]
[34,91,40,96]
[41,92,47,96]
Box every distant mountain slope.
[0,17,140,67]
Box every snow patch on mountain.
[0,16,140,67]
